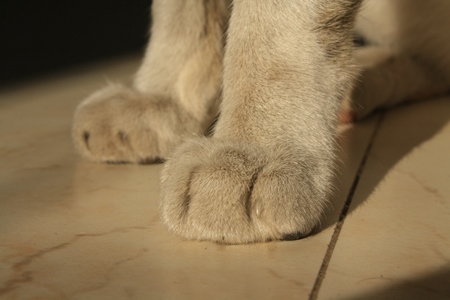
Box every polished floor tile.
[0,56,449,299]
[318,98,450,300]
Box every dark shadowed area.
[0,1,151,87]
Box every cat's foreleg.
[72,0,230,163]
[161,0,363,244]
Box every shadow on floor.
[322,96,450,230]
[346,267,450,300]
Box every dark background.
[1,1,152,86]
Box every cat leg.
[343,46,450,122]
[161,0,363,244]
[72,0,230,163]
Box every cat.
[72,0,450,244]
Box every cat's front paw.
[72,84,199,164]
[160,138,330,244]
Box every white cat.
[73,0,450,244]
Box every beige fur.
[73,0,229,163]
[73,0,450,243]
[348,0,450,120]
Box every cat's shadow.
[319,96,450,232]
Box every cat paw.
[72,84,200,164]
[160,138,330,244]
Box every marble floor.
[1,55,449,300]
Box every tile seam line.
[309,112,386,300]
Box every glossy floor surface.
[1,55,449,299]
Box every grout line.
[309,113,386,300]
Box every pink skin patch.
[338,110,356,124]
